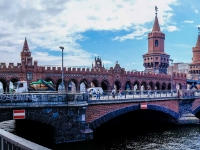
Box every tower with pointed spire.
[189,27,200,79]
[143,6,170,74]
[92,56,104,69]
[21,37,33,67]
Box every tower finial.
[155,6,158,16]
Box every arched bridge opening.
[89,105,179,141]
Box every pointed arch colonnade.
[0,74,185,93]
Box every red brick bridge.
[86,94,200,130]
[0,92,200,144]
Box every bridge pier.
[178,98,199,124]
[53,106,93,144]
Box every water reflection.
[0,120,200,150]
[51,125,200,150]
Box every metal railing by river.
[0,128,50,150]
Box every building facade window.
[155,40,158,47]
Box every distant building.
[168,62,189,77]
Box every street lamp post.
[59,46,64,91]
[169,59,173,95]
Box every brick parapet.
[192,98,200,111]
[86,100,179,123]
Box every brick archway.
[89,104,179,130]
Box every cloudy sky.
[0,0,200,71]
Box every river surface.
[0,120,200,150]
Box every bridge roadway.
[0,90,200,144]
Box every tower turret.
[92,56,104,69]
[189,27,200,79]
[143,6,170,74]
[21,37,33,66]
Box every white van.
[87,87,103,98]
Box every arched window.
[155,40,158,47]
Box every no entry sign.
[140,103,147,109]
[13,109,25,119]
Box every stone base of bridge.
[178,113,199,125]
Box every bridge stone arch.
[91,79,99,87]
[101,80,110,92]
[133,80,139,90]
[155,82,160,90]
[125,81,132,91]
[161,82,166,90]
[148,81,154,90]
[167,82,171,90]
[79,78,89,92]
[9,77,20,83]
[141,81,147,90]
[54,78,67,91]
[0,77,8,92]
[89,104,179,130]
[68,78,78,92]
[8,77,20,92]
[147,104,179,119]
[114,80,121,90]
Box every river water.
[0,120,200,150]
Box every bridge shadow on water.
[14,119,55,148]
[93,110,177,140]
[51,110,182,150]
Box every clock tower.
[92,56,104,69]
[143,6,170,74]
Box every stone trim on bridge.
[87,101,180,130]
[192,98,200,114]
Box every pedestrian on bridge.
[112,88,115,99]
[148,87,151,98]
[96,89,100,100]
[119,88,122,99]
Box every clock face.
[97,62,100,64]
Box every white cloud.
[166,26,179,32]
[184,20,194,24]
[112,26,149,41]
[195,9,199,13]
[0,0,178,66]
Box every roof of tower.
[196,27,200,47]
[152,15,161,32]
[22,37,29,52]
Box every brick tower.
[21,37,33,67]
[189,27,200,79]
[92,56,104,69]
[143,6,170,74]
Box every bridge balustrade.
[0,90,198,106]
[88,90,197,100]
[0,92,88,107]
[0,128,50,150]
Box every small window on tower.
[155,40,158,47]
